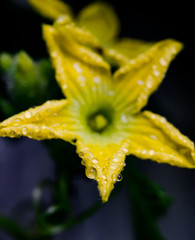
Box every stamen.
[88,113,109,133]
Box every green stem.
[0,215,35,240]
[125,161,165,240]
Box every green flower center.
[88,112,110,133]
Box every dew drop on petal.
[25,111,31,119]
[10,131,16,137]
[49,132,54,138]
[34,126,40,132]
[117,174,123,182]
[121,113,128,123]
[14,118,20,123]
[81,159,86,165]
[149,150,155,155]
[153,70,160,76]
[86,167,97,179]
[93,76,101,84]
[122,148,128,153]
[113,158,119,163]
[73,62,83,73]
[150,135,157,140]
[159,58,167,66]
[78,151,84,157]
[22,127,28,135]
[137,80,144,85]
[92,159,98,164]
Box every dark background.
[0,0,195,239]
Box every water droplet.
[113,158,119,163]
[49,132,54,138]
[122,148,128,153]
[22,127,28,135]
[153,70,160,76]
[63,84,67,89]
[86,167,97,179]
[92,159,98,164]
[150,135,157,140]
[171,46,177,53]
[137,80,144,85]
[121,113,128,123]
[130,60,135,64]
[142,150,147,154]
[93,76,101,84]
[78,151,84,157]
[149,150,155,155]
[10,131,16,137]
[13,118,20,123]
[160,117,166,123]
[81,159,86,165]
[78,75,86,83]
[146,80,153,88]
[159,58,167,66]
[73,62,83,73]
[117,174,123,182]
[25,111,31,119]
[51,51,57,57]
[34,126,40,132]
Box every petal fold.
[77,2,120,43]
[127,111,195,168]
[114,39,183,114]
[28,0,72,20]
[0,100,75,142]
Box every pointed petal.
[77,2,120,43]
[104,38,154,66]
[0,100,75,142]
[28,0,72,20]
[43,24,111,102]
[76,139,130,202]
[127,111,195,168]
[114,39,183,114]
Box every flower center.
[88,112,110,133]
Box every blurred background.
[0,0,194,239]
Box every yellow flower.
[0,21,195,202]
[28,0,153,66]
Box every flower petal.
[104,38,154,66]
[55,16,100,48]
[43,24,111,101]
[0,100,75,142]
[77,2,120,43]
[127,111,195,168]
[28,0,72,20]
[114,39,183,114]
[76,139,130,202]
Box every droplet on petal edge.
[86,167,97,179]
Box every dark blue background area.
[0,0,195,239]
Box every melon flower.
[0,23,195,203]
[28,0,153,66]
